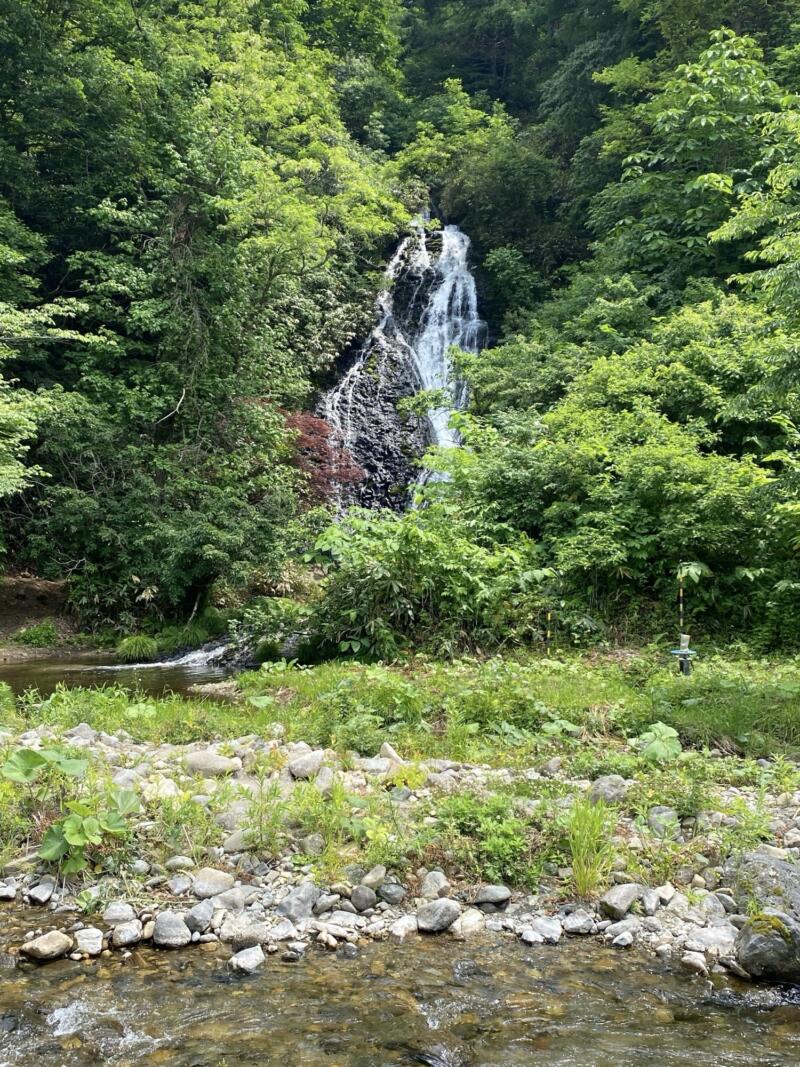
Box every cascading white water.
[323,222,485,503]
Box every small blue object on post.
[670,633,697,676]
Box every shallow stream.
[1,907,799,1066]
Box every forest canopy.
[2,0,800,650]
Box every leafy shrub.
[116,635,159,663]
[633,722,682,764]
[40,787,140,874]
[436,792,535,885]
[307,503,545,659]
[12,619,60,647]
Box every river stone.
[185,750,242,777]
[528,916,563,944]
[378,883,406,906]
[219,917,270,948]
[648,806,681,839]
[420,871,450,900]
[301,833,325,856]
[112,919,143,947]
[314,765,335,797]
[165,855,195,872]
[736,910,800,981]
[168,874,193,896]
[103,901,137,926]
[351,886,377,912]
[74,927,104,956]
[474,885,511,907]
[223,829,252,854]
[390,915,418,942]
[153,911,192,948]
[681,951,709,975]
[28,880,55,906]
[725,848,800,921]
[563,909,594,935]
[228,944,265,974]
[192,867,235,899]
[588,775,629,805]
[277,881,321,922]
[641,889,661,916]
[185,899,214,934]
[288,750,325,780]
[21,931,73,960]
[450,907,485,940]
[211,887,247,914]
[600,883,642,920]
[0,883,16,901]
[417,898,461,933]
[361,865,387,890]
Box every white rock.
[228,944,265,974]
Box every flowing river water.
[1,907,800,1067]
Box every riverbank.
[1,653,800,984]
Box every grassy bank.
[0,652,798,898]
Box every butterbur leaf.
[1,749,46,783]
[80,816,103,845]
[62,814,89,847]
[39,825,69,861]
[99,810,127,834]
[110,788,140,816]
[62,852,88,875]
[247,695,275,709]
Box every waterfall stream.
[322,223,485,507]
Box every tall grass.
[565,796,615,898]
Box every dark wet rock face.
[736,910,800,982]
[725,848,800,921]
[320,225,484,510]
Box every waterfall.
[322,223,485,507]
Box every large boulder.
[735,911,800,982]
[725,848,800,921]
[21,931,73,960]
[416,898,461,933]
[277,881,321,923]
[600,883,642,920]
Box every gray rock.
[527,916,562,944]
[612,930,635,948]
[192,867,235,900]
[563,909,594,935]
[647,806,680,839]
[736,911,800,982]
[219,917,271,948]
[222,829,252,854]
[378,883,406,906]
[417,898,461,933]
[28,879,55,906]
[185,750,242,777]
[450,907,486,940]
[277,881,321,923]
[314,765,335,796]
[0,883,16,901]
[600,883,641,920]
[588,775,629,805]
[165,855,195,871]
[112,920,143,947]
[288,750,325,780]
[74,927,104,956]
[420,871,450,900]
[210,887,246,913]
[361,865,387,890]
[726,848,800,922]
[351,886,377,912]
[185,899,214,934]
[228,945,265,974]
[641,889,661,916]
[21,931,73,960]
[103,901,137,926]
[390,915,418,941]
[681,951,709,976]
[168,874,193,896]
[301,833,325,857]
[474,885,511,906]
[153,911,192,948]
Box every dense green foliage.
[2,1,800,651]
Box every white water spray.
[323,223,485,499]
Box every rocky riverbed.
[3,719,800,986]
